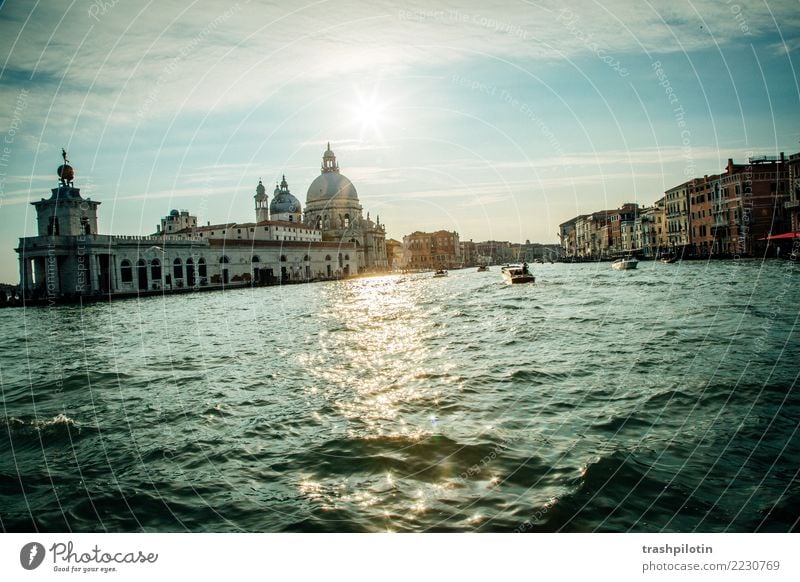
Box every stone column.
[92,253,101,292]
[19,256,33,296]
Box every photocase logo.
[20,542,46,570]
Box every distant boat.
[661,255,677,264]
[477,265,489,272]
[433,269,448,278]
[612,257,638,270]
[501,263,535,284]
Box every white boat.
[477,265,489,272]
[433,269,448,278]
[611,257,638,270]
[501,263,535,284]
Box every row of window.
[119,253,350,283]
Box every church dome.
[306,143,359,204]
[270,175,301,215]
[306,172,358,204]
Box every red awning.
[758,232,800,240]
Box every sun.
[351,86,387,140]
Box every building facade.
[401,230,462,270]
[16,146,387,300]
[302,143,388,273]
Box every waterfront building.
[474,240,513,264]
[459,239,477,267]
[402,230,461,270]
[16,146,387,299]
[303,143,388,273]
[786,152,800,236]
[786,153,800,235]
[633,205,660,257]
[611,203,638,254]
[654,197,668,251]
[558,217,578,258]
[385,238,403,270]
[688,174,717,257]
[698,155,789,256]
[665,181,691,253]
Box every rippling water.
[1,260,798,532]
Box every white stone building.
[303,143,388,272]
[16,146,387,300]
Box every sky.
[0,0,799,282]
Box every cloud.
[2,0,798,132]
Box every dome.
[270,175,301,215]
[306,172,358,204]
[169,209,180,216]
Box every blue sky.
[1,0,799,282]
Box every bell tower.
[254,178,269,222]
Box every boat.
[660,255,677,264]
[433,269,448,278]
[477,265,489,272]
[501,263,535,284]
[611,257,638,270]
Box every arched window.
[325,255,331,261]
[81,216,91,235]
[120,260,132,283]
[198,258,207,277]
[219,256,229,264]
[150,258,161,280]
[344,254,350,261]
[344,214,350,228]
[338,253,343,268]
[316,216,322,229]
[280,255,287,262]
[251,255,260,263]
[173,258,183,279]
[303,255,309,262]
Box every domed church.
[304,143,388,272]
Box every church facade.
[16,145,387,300]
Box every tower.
[254,178,269,222]
[32,149,100,237]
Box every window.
[303,255,309,262]
[219,256,229,264]
[81,216,91,235]
[325,255,331,261]
[121,260,132,283]
[47,216,60,236]
[251,255,260,263]
[280,255,287,262]
[173,258,183,279]
[150,259,161,280]
[198,258,207,277]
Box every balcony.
[785,199,799,209]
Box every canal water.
[1,259,798,532]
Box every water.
[1,260,798,532]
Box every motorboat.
[501,263,535,284]
[660,255,677,264]
[433,269,448,278]
[477,265,489,272]
[611,257,638,270]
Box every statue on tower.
[57,148,75,186]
